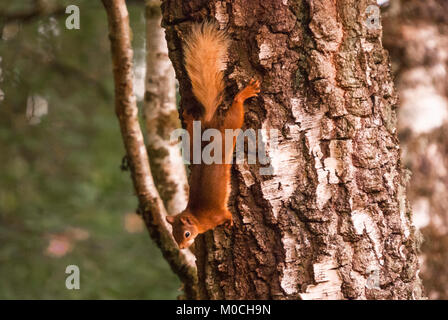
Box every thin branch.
[101,0,198,299]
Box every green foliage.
[0,0,180,299]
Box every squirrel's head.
[166,212,199,249]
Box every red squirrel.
[166,22,261,249]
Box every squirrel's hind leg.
[235,79,261,103]
[223,79,261,130]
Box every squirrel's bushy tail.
[184,22,229,123]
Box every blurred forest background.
[1,0,448,299]
[0,0,180,299]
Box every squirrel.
[166,22,261,249]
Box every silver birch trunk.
[162,0,425,300]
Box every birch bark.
[162,0,424,299]
[103,0,198,299]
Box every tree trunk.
[162,0,424,299]
[144,1,198,297]
[144,1,189,216]
[102,0,198,299]
[383,0,448,300]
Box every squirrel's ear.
[180,216,193,225]
[166,215,175,225]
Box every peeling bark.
[102,0,198,299]
[162,0,424,300]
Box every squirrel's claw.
[249,78,261,90]
[224,217,233,229]
[238,78,261,101]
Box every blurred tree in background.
[0,0,179,299]
[383,0,448,299]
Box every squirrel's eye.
[185,231,191,238]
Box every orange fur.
[184,22,229,124]
[167,23,261,249]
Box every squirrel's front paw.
[224,217,234,229]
